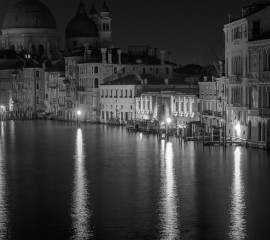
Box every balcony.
[49,84,58,89]
[259,108,270,117]
[213,111,224,118]
[233,39,240,45]
[201,110,213,116]
[76,86,85,92]
[248,109,259,116]
[229,75,241,82]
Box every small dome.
[100,2,109,12]
[65,1,98,38]
[89,5,97,15]
[2,0,56,29]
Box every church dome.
[2,0,56,29]
[65,1,98,38]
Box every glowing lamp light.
[166,118,171,124]
[77,111,81,116]
[235,123,241,136]
[161,121,165,125]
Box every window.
[111,105,113,109]
[45,94,48,99]
[143,101,145,109]
[125,90,128,98]
[120,90,123,98]
[110,90,112,97]
[162,105,165,113]
[36,95,40,104]
[102,111,104,119]
[252,21,260,35]
[94,66,99,73]
[121,105,123,109]
[130,105,133,110]
[114,67,117,74]
[122,67,125,74]
[156,68,158,74]
[147,101,150,110]
[143,68,146,74]
[186,102,189,112]
[36,71,40,78]
[94,78,99,88]
[176,102,179,112]
[130,90,132,98]
[166,68,169,74]
[138,101,141,109]
[36,83,40,90]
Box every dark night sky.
[0,0,254,65]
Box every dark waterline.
[0,121,270,239]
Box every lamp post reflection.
[228,147,246,240]
[0,122,9,238]
[159,141,180,239]
[71,128,93,239]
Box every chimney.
[117,49,122,64]
[168,51,172,63]
[100,48,107,63]
[204,76,208,82]
[160,50,165,65]
[83,43,89,61]
[229,12,234,23]
[165,78,169,85]
[219,60,224,77]
[87,50,92,60]
[154,48,158,58]
[144,78,147,85]
[241,8,246,18]
[108,49,112,64]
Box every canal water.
[0,121,270,239]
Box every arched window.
[94,78,99,88]
[36,83,40,90]
[263,48,267,71]
[258,122,262,141]
[36,95,40,105]
[262,122,266,141]
[94,66,98,73]
[39,45,44,56]
[248,121,252,140]
[249,86,253,109]
[114,67,117,74]
[259,86,262,108]
[263,86,267,108]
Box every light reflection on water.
[159,141,180,239]
[229,147,246,239]
[70,129,93,239]
[0,122,9,238]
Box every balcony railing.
[76,86,85,92]
[259,108,270,117]
[201,110,213,116]
[229,75,241,82]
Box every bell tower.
[98,2,112,48]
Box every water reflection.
[229,147,246,239]
[0,122,9,238]
[159,141,180,239]
[71,129,93,239]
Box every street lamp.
[166,117,171,140]
[77,110,81,128]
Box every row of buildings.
[0,0,270,149]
